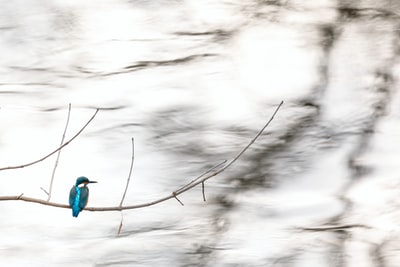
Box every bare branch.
[118,137,135,235]
[216,100,284,176]
[174,100,284,196]
[0,108,99,171]
[47,103,71,201]
[0,101,283,212]
[119,138,135,207]
[175,159,227,193]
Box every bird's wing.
[79,187,89,209]
[69,186,76,207]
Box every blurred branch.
[0,108,99,171]
[0,101,284,212]
[297,224,371,232]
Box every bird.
[69,176,97,217]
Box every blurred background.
[1,0,400,266]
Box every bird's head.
[75,176,97,186]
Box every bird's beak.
[89,181,98,183]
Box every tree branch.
[0,101,283,212]
[175,159,227,196]
[47,103,71,201]
[118,137,135,234]
[0,108,99,171]
[119,138,135,207]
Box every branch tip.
[40,187,49,196]
[117,222,123,235]
[119,137,135,207]
[202,182,206,202]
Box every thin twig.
[47,104,71,201]
[119,138,135,207]
[0,101,283,212]
[173,193,184,206]
[117,213,124,235]
[202,182,206,202]
[176,159,227,193]
[0,108,99,171]
[175,100,284,196]
[216,101,284,176]
[118,138,135,235]
[40,187,49,196]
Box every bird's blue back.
[69,185,89,217]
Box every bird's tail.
[72,207,81,217]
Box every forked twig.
[175,160,227,193]
[172,192,184,206]
[0,101,284,212]
[0,108,99,171]
[173,100,284,197]
[173,160,226,204]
